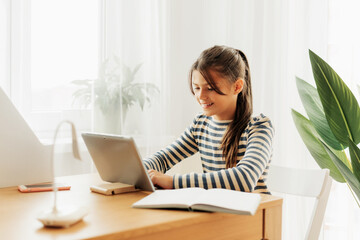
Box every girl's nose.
[198,89,208,100]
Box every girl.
[144,45,273,194]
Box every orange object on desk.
[17,183,71,193]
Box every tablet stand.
[90,182,139,195]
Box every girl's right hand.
[147,169,173,189]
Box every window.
[22,0,99,140]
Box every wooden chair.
[266,165,332,240]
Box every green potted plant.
[292,50,360,207]
[71,57,159,134]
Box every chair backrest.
[267,165,332,240]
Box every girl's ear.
[234,78,244,94]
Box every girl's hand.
[147,169,173,189]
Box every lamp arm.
[50,120,81,213]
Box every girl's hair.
[189,45,253,168]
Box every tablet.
[81,133,155,192]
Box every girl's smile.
[200,102,214,109]
[191,70,242,121]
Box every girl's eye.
[208,88,214,91]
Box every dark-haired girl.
[144,45,274,194]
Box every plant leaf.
[122,64,133,86]
[322,141,360,201]
[132,63,143,76]
[296,77,342,150]
[71,57,159,116]
[291,109,346,182]
[348,138,360,183]
[129,86,146,110]
[309,50,360,146]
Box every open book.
[132,188,261,215]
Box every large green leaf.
[309,50,360,146]
[322,141,360,201]
[296,77,342,150]
[348,138,360,183]
[291,109,346,182]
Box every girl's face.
[191,70,243,121]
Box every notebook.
[132,188,261,215]
[81,132,155,192]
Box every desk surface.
[0,173,282,240]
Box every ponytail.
[222,50,252,168]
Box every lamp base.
[37,206,88,228]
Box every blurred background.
[1,0,359,239]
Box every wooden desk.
[0,174,282,240]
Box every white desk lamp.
[37,120,88,228]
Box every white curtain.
[324,1,360,239]
[0,0,10,91]
[100,0,171,155]
[104,0,359,239]
[1,0,359,238]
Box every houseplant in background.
[71,57,159,134]
[292,50,360,207]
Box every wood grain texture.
[0,173,282,240]
[263,204,283,240]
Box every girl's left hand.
[147,169,173,189]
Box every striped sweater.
[143,113,274,194]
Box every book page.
[191,189,261,215]
[132,188,206,209]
